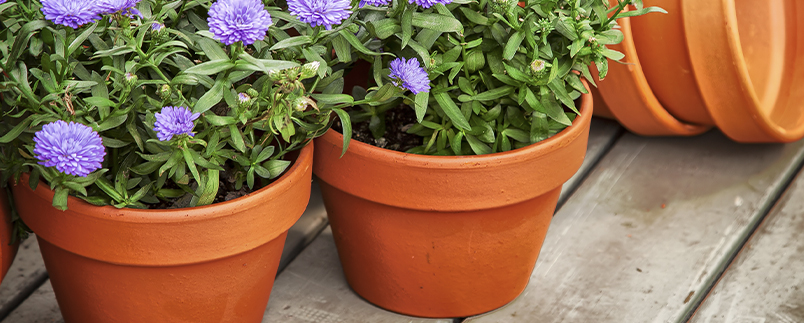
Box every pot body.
[12,144,313,323]
[0,188,19,283]
[314,92,593,318]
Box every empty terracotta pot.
[682,0,804,142]
[11,144,313,323]
[0,188,19,284]
[594,2,710,136]
[313,89,593,318]
[601,0,804,142]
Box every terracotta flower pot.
[0,188,19,283]
[594,3,710,136]
[11,144,313,323]
[681,0,804,142]
[603,0,804,142]
[313,90,593,317]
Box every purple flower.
[409,0,452,8]
[288,0,351,30]
[389,58,431,94]
[0,0,6,4]
[208,0,273,45]
[359,0,390,8]
[40,0,100,29]
[153,106,200,141]
[34,121,105,177]
[97,0,142,17]
[151,22,164,31]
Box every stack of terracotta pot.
[594,0,804,143]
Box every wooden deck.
[2,118,804,322]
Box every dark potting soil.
[147,164,252,209]
[333,104,422,152]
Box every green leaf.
[52,187,69,211]
[503,31,525,61]
[311,94,354,105]
[401,7,413,49]
[414,92,429,123]
[616,6,667,18]
[269,36,311,50]
[6,20,48,69]
[196,170,219,206]
[183,59,234,75]
[263,160,291,179]
[204,114,237,126]
[471,86,514,102]
[0,116,32,144]
[338,30,388,56]
[254,146,275,163]
[601,48,625,61]
[541,94,572,126]
[459,7,488,25]
[229,125,246,153]
[193,78,226,113]
[451,131,464,155]
[548,78,579,114]
[182,147,202,185]
[433,92,471,131]
[412,13,464,33]
[67,23,97,57]
[465,134,492,155]
[196,37,228,60]
[333,109,352,157]
[84,97,117,109]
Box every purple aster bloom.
[151,22,164,31]
[97,0,142,18]
[409,0,452,8]
[40,0,100,29]
[359,0,390,8]
[389,58,431,94]
[208,0,273,46]
[34,120,105,177]
[153,106,200,141]
[288,0,351,30]
[0,0,6,4]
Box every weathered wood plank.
[465,132,804,323]
[689,169,804,323]
[0,236,47,319]
[0,180,330,323]
[558,119,623,208]
[263,118,623,322]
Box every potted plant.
[0,0,362,321]
[313,0,662,318]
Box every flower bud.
[267,69,284,82]
[237,92,252,109]
[124,72,138,87]
[530,59,547,75]
[158,84,172,100]
[246,88,260,98]
[300,62,320,79]
[490,0,515,14]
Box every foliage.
[348,0,664,155]
[0,0,383,222]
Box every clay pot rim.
[17,143,313,224]
[321,92,592,169]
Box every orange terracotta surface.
[0,188,19,283]
[313,90,593,317]
[630,0,713,125]
[11,144,313,323]
[595,6,710,136]
[590,86,615,119]
[683,0,804,142]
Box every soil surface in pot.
[333,104,421,152]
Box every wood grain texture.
[465,132,804,323]
[0,181,331,323]
[690,170,804,323]
[558,119,623,208]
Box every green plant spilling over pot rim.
[0,0,392,236]
[343,0,664,155]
